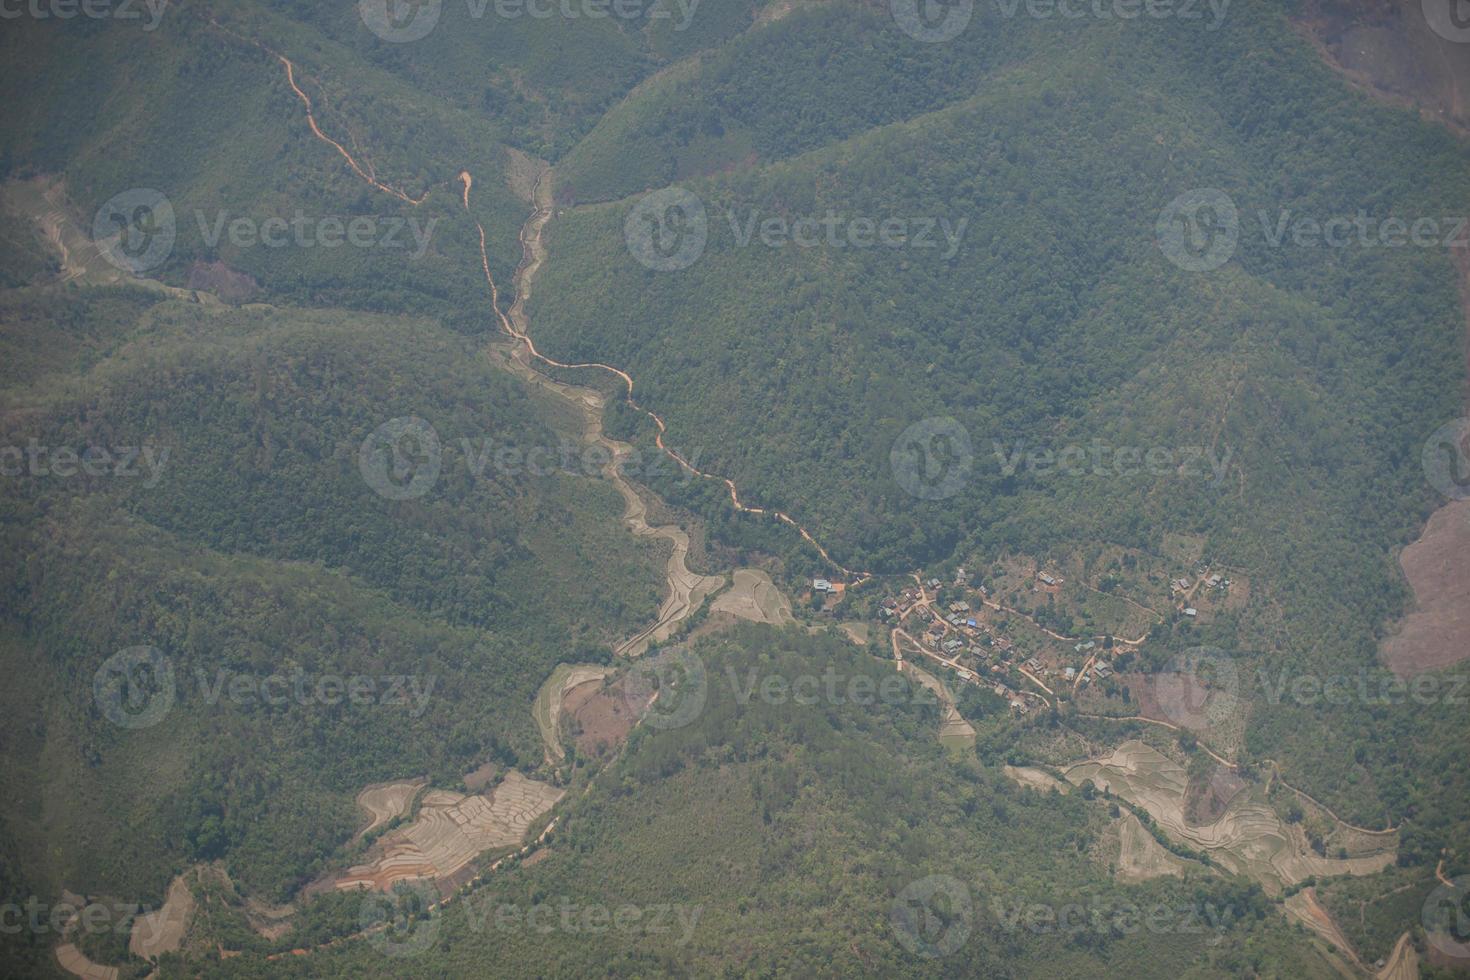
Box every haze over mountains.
[0,1,1467,977]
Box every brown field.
[563,676,644,758]
[54,943,118,980]
[1381,500,1470,676]
[710,568,795,626]
[1003,765,1068,794]
[1116,813,1190,882]
[352,778,426,842]
[1064,741,1395,896]
[904,662,976,749]
[334,771,563,893]
[129,874,194,961]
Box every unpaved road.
[478,170,724,656]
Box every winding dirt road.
[217,19,865,647]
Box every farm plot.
[534,663,611,763]
[353,778,426,842]
[710,569,795,626]
[1064,741,1395,895]
[1116,813,1190,881]
[129,873,195,961]
[335,771,564,892]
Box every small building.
[1037,572,1058,586]
[1074,640,1096,652]
[1183,607,1198,618]
[813,578,833,593]
[1172,578,1191,593]
[1063,667,1077,681]
[966,619,979,629]
[1024,657,1044,672]
[1093,663,1112,679]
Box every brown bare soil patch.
[710,568,795,626]
[1296,0,1470,136]
[1003,765,1068,794]
[564,677,642,758]
[129,874,194,961]
[186,260,259,303]
[463,761,499,793]
[1382,500,1470,676]
[1186,767,1249,827]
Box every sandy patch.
[335,771,563,892]
[1003,765,1068,794]
[1382,500,1470,676]
[711,569,795,626]
[129,874,194,960]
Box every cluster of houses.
[1169,568,1231,619]
[878,575,1122,713]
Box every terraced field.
[1064,741,1395,895]
[334,771,564,892]
[533,663,612,763]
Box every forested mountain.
[0,0,1466,977]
